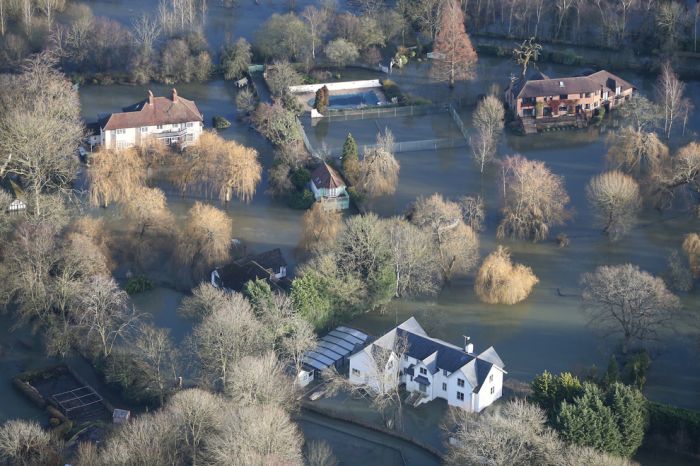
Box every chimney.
[148,90,154,106]
[463,336,474,354]
[171,88,178,102]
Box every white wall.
[474,367,504,412]
[289,79,381,94]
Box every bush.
[288,188,315,210]
[474,246,538,304]
[382,79,402,103]
[212,116,231,129]
[646,402,700,456]
[347,186,364,206]
[291,168,311,190]
[124,275,154,294]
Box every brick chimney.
[171,88,178,102]
[148,90,154,105]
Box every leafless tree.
[358,129,400,199]
[166,389,222,466]
[0,53,82,215]
[430,0,478,86]
[605,127,669,181]
[683,233,700,278]
[651,142,700,210]
[177,202,233,279]
[175,131,262,203]
[387,217,441,297]
[412,193,480,282]
[206,403,304,465]
[88,147,147,207]
[305,440,338,466]
[581,264,681,353]
[132,13,162,52]
[324,333,409,429]
[586,171,641,240]
[299,202,342,253]
[655,62,686,139]
[616,94,662,133]
[226,352,298,411]
[76,275,140,359]
[512,37,542,77]
[37,0,65,30]
[178,282,230,321]
[656,1,686,50]
[458,195,486,232]
[498,155,570,241]
[191,294,270,391]
[302,5,328,59]
[475,246,539,305]
[471,95,505,173]
[0,420,62,466]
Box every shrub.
[646,402,700,456]
[212,116,231,129]
[382,79,402,103]
[124,275,154,294]
[288,188,315,210]
[291,168,311,190]
[474,246,539,304]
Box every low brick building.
[505,69,635,122]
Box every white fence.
[289,79,381,94]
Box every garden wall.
[289,80,381,94]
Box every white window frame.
[457,378,465,387]
[140,126,148,133]
[419,367,427,375]
[186,122,194,128]
[116,128,126,135]
[456,391,464,401]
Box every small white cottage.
[348,317,506,412]
[1,177,27,212]
[309,162,349,210]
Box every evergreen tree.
[607,382,647,457]
[531,371,584,421]
[314,87,327,114]
[557,383,623,455]
[341,133,360,185]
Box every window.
[140,126,148,133]
[580,93,584,98]
[442,383,447,391]
[116,129,125,135]
[442,369,448,377]
[456,392,464,401]
[157,125,163,130]
[603,91,609,100]
[585,92,591,98]
[403,354,408,361]
[490,386,495,395]
[585,104,591,110]
[559,94,567,100]
[457,378,465,387]
[419,367,427,375]
[186,122,193,128]
[185,134,194,142]
[116,141,129,149]
[352,368,361,377]
[489,374,494,383]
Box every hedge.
[646,401,700,456]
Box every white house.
[98,89,204,150]
[309,162,350,210]
[1,177,27,212]
[348,317,506,413]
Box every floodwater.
[1,0,699,463]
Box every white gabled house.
[98,89,204,150]
[348,317,506,412]
[309,162,350,210]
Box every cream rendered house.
[99,89,204,150]
[348,317,506,412]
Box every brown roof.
[515,70,634,99]
[102,89,203,131]
[311,162,346,190]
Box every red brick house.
[505,70,635,121]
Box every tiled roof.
[311,162,346,190]
[101,89,203,131]
[513,69,634,99]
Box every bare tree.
[191,294,270,391]
[37,0,65,30]
[76,275,140,359]
[299,202,342,253]
[683,233,700,278]
[581,264,681,353]
[177,202,233,279]
[324,333,409,428]
[471,95,505,173]
[166,389,222,466]
[475,246,539,304]
[554,0,574,39]
[656,1,686,50]
[179,282,230,321]
[387,217,441,297]
[412,193,480,281]
[616,94,662,133]
[175,131,262,203]
[305,441,338,466]
[226,352,298,411]
[358,129,400,199]
[655,62,685,139]
[302,5,328,59]
[586,171,641,240]
[458,195,486,232]
[430,0,478,86]
[512,37,542,77]
[498,155,570,241]
[0,420,62,466]
[0,53,82,215]
[88,148,147,207]
[132,13,162,52]
[651,142,700,211]
[605,127,669,180]
[206,404,304,465]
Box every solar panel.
[324,335,355,350]
[315,343,345,360]
[305,351,335,366]
[328,330,363,346]
[317,341,350,357]
[336,326,369,341]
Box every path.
[249,71,272,104]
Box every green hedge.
[646,401,700,455]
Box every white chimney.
[463,335,474,354]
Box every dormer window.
[419,367,427,375]
[457,378,465,387]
